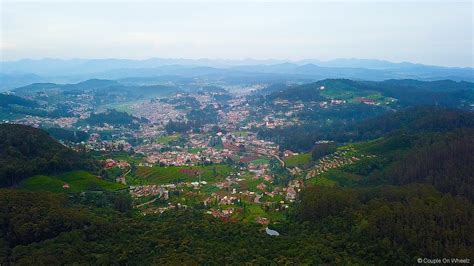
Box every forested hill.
[14,79,179,98]
[0,93,39,108]
[257,107,474,152]
[266,79,474,108]
[0,93,43,118]
[343,107,474,141]
[84,109,148,129]
[341,128,474,200]
[0,124,99,187]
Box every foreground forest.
[0,106,473,264]
[0,124,99,187]
[0,186,472,264]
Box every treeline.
[165,120,196,133]
[84,109,147,129]
[257,107,474,152]
[0,93,80,119]
[266,82,326,102]
[46,127,89,143]
[265,79,474,108]
[350,107,474,140]
[0,124,99,187]
[1,186,472,265]
[317,128,474,201]
[166,105,219,133]
[296,184,473,261]
[186,105,219,126]
[377,130,474,201]
[0,93,47,117]
[0,93,39,108]
[166,96,200,110]
[367,79,474,108]
[311,141,337,160]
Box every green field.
[21,170,126,193]
[232,131,249,137]
[238,201,286,223]
[284,153,312,168]
[319,81,364,99]
[307,176,337,187]
[188,147,203,154]
[319,169,362,187]
[93,151,145,165]
[156,134,181,144]
[130,164,234,185]
[241,203,266,222]
[318,81,385,103]
[100,102,135,114]
[250,157,270,165]
[240,174,268,192]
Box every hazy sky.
[1,1,473,67]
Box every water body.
[265,227,280,236]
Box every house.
[355,97,377,105]
[256,216,269,225]
[330,99,345,105]
[257,183,267,191]
[283,150,297,157]
[104,159,117,168]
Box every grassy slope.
[318,80,392,104]
[250,157,270,165]
[21,170,125,193]
[130,165,234,185]
[284,153,311,168]
[156,134,181,144]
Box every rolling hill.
[267,79,474,108]
[0,124,100,187]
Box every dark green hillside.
[258,107,474,151]
[0,93,39,108]
[46,127,89,143]
[378,79,474,92]
[370,79,474,107]
[308,129,474,200]
[256,79,474,152]
[264,79,368,102]
[14,79,181,100]
[296,184,473,261]
[268,82,325,102]
[1,185,472,265]
[374,130,474,200]
[0,93,45,119]
[14,83,59,94]
[346,107,474,141]
[0,124,99,187]
[134,84,181,97]
[257,83,294,95]
[84,109,147,128]
[265,79,474,108]
[62,79,118,90]
[187,105,219,127]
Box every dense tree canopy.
[0,124,99,187]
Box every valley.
[0,77,473,264]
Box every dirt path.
[136,198,157,208]
[116,168,131,185]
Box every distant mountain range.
[1,58,473,91]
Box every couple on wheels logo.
[417,258,470,264]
